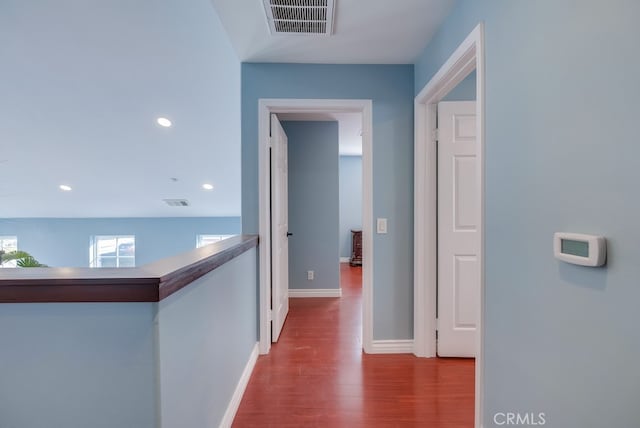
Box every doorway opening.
[336,114,363,291]
[257,99,373,355]
[414,23,485,428]
[275,112,363,297]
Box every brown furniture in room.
[350,229,362,266]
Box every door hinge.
[267,309,273,322]
[432,128,439,141]
[435,318,439,331]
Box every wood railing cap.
[0,234,258,303]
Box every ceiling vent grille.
[262,0,335,35]
[163,199,190,207]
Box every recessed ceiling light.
[157,117,172,127]
[59,184,72,191]
[202,183,214,190]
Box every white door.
[271,114,290,342]
[437,101,479,357]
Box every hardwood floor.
[233,264,475,427]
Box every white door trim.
[258,98,374,355]
[413,22,485,428]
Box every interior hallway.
[233,264,474,427]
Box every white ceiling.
[210,0,456,63]
[277,112,362,156]
[0,0,454,219]
[0,0,242,218]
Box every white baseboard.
[339,257,350,263]
[288,288,342,298]
[368,339,414,354]
[219,342,259,428]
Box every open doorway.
[268,113,363,347]
[414,23,485,427]
[257,99,373,355]
[337,116,364,312]
[277,112,363,297]
[336,114,363,285]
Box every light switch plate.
[377,218,388,234]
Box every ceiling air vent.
[262,0,335,35]
[163,199,190,207]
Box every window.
[0,236,18,268]
[196,234,234,248]
[90,236,135,268]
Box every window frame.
[196,234,234,248]
[90,235,136,268]
[0,236,18,268]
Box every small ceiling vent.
[262,0,335,35]
[163,199,190,207]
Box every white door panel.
[437,101,478,358]
[453,155,477,231]
[271,114,289,342]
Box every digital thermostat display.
[560,239,589,257]
[554,233,606,267]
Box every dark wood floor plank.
[233,264,475,427]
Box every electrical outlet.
[377,218,388,234]
[307,270,314,280]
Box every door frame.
[258,98,374,355]
[413,22,485,427]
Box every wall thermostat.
[554,233,606,267]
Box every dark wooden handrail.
[0,235,258,303]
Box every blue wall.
[0,246,258,428]
[0,217,240,267]
[415,1,640,426]
[283,121,340,290]
[442,70,476,101]
[242,63,415,340]
[0,302,159,427]
[339,156,362,259]
[158,247,257,427]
